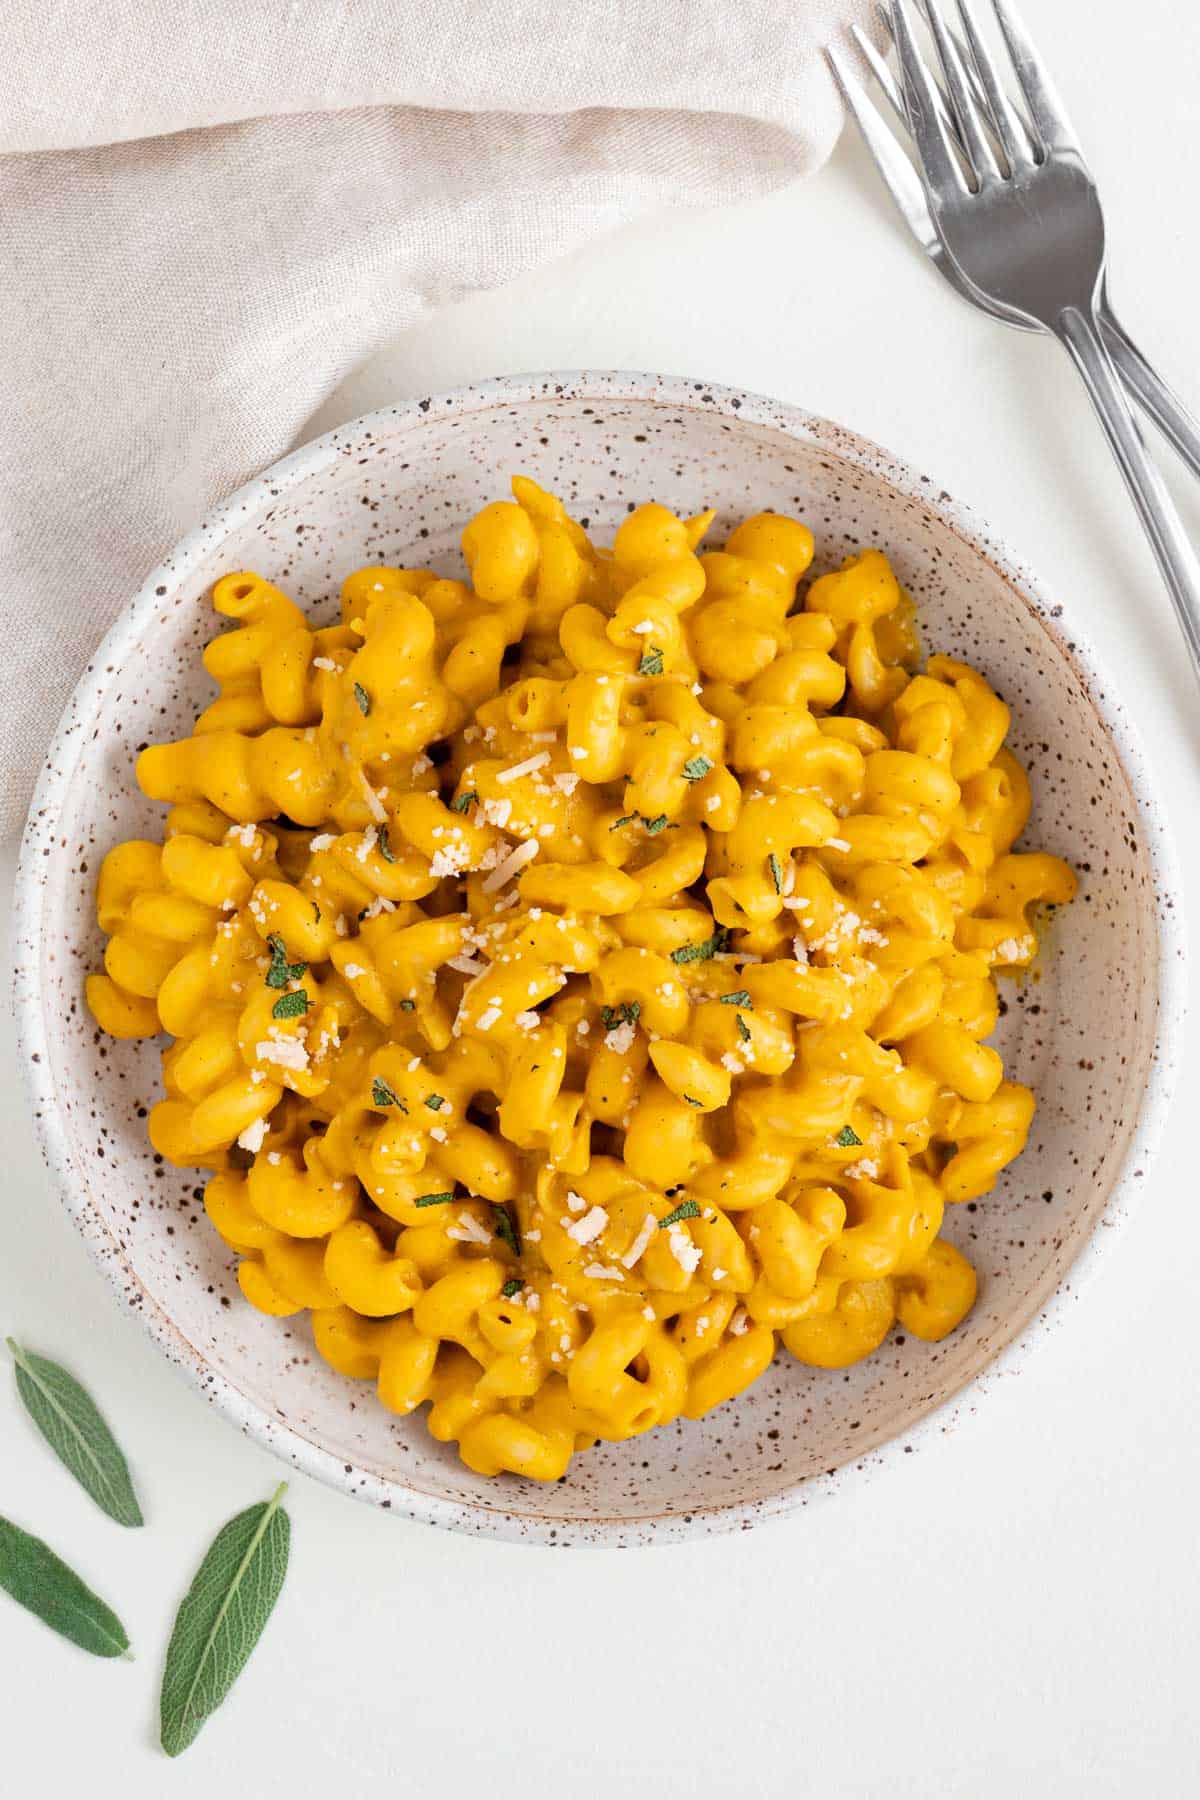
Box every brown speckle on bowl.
[11,372,1186,1546]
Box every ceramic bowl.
[13,372,1185,1546]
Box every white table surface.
[4,6,1199,1791]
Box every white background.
[4,4,1199,1791]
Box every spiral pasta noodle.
[86,476,1075,1480]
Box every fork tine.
[953,0,1037,172]
[827,45,942,255]
[889,0,969,195]
[922,0,1003,182]
[867,12,963,152]
[852,21,908,123]
[989,0,1080,154]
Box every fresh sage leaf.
[7,1338,143,1527]
[0,1514,131,1658]
[159,1482,290,1758]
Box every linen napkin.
[0,0,869,838]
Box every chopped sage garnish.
[492,1206,520,1256]
[264,935,306,991]
[670,925,731,965]
[371,1078,407,1111]
[658,1200,701,1228]
[270,990,308,1020]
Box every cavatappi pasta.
[86,477,1075,1480]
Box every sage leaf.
[7,1338,143,1527]
[160,1483,290,1758]
[659,1199,701,1228]
[0,1515,131,1658]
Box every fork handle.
[1098,303,1200,482]
[1056,306,1200,673]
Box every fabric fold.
[0,1,867,836]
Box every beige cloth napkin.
[0,0,868,838]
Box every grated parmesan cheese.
[566,1206,608,1246]
[360,895,395,920]
[429,841,472,879]
[447,1213,493,1246]
[666,1223,702,1276]
[358,772,388,823]
[236,1116,269,1153]
[447,954,490,977]
[620,1213,657,1270]
[496,750,551,784]
[481,838,539,893]
[254,1031,309,1072]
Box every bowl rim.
[12,368,1187,1546]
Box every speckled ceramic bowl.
[13,372,1185,1546]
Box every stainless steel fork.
[828,20,1200,481]
[876,0,1200,671]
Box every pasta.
[86,476,1076,1480]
